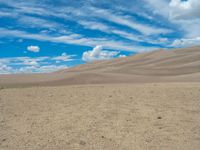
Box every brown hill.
[0,46,200,87]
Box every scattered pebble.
[157,116,162,119]
[2,139,6,142]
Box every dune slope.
[0,46,200,87]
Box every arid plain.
[0,46,200,150]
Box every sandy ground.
[1,83,200,150]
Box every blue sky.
[0,0,200,74]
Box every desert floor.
[0,83,200,150]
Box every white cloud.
[171,37,200,47]
[23,60,38,66]
[0,54,75,74]
[167,0,200,46]
[91,8,172,35]
[18,65,68,73]
[52,53,74,62]
[79,20,141,42]
[0,1,172,40]
[1,0,170,36]
[0,1,174,53]
[144,0,200,47]
[142,0,170,18]
[27,45,40,52]
[82,45,119,62]
[0,1,169,51]
[169,0,200,20]
[18,16,63,30]
[0,55,74,66]
[0,28,159,52]
[0,63,13,74]
[119,54,127,58]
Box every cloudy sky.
[0,0,200,74]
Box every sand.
[0,46,200,149]
[0,83,200,150]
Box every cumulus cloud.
[82,45,119,62]
[27,45,40,52]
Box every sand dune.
[0,46,200,87]
[0,47,200,86]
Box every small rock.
[2,139,6,142]
[157,116,162,119]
